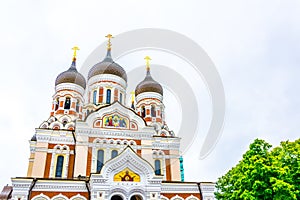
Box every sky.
[0,0,300,188]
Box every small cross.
[105,34,114,50]
[72,46,80,58]
[130,91,135,102]
[144,56,151,70]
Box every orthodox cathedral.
[0,35,215,200]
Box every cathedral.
[0,35,215,200]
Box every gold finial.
[105,34,114,50]
[72,46,80,59]
[144,56,151,71]
[130,91,135,102]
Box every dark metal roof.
[55,59,86,89]
[0,186,13,199]
[135,70,163,96]
[30,134,37,141]
[88,50,127,82]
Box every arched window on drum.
[106,89,111,104]
[151,105,156,117]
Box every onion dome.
[55,47,86,89]
[135,56,163,96]
[87,34,127,82]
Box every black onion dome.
[88,50,127,82]
[135,70,163,96]
[55,58,86,89]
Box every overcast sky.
[0,0,300,187]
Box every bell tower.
[85,34,127,115]
[135,57,165,128]
[50,47,86,122]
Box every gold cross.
[105,34,114,50]
[144,56,151,70]
[72,46,80,58]
[130,91,135,102]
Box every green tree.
[215,138,300,200]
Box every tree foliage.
[215,138,300,200]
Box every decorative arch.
[170,195,185,200]
[32,193,51,200]
[185,195,199,200]
[109,139,114,144]
[122,140,128,145]
[70,194,87,200]
[62,145,69,151]
[101,146,155,183]
[109,190,126,200]
[129,192,144,200]
[51,193,69,200]
[128,189,146,198]
[160,130,169,136]
[93,138,101,144]
[40,122,49,129]
[54,145,62,150]
[161,195,169,200]
[50,122,62,130]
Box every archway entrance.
[111,195,123,200]
[130,195,143,200]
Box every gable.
[84,102,147,131]
[98,146,161,184]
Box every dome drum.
[87,73,127,89]
[135,92,163,103]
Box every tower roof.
[55,47,86,89]
[135,56,163,96]
[87,34,127,82]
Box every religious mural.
[113,168,140,182]
[103,114,128,128]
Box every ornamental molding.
[152,142,180,150]
[53,91,84,103]
[88,74,127,89]
[32,184,87,192]
[12,183,32,189]
[199,183,216,193]
[88,82,126,94]
[161,183,199,193]
[35,129,75,144]
[55,83,85,96]
[36,135,75,144]
[136,92,163,103]
[76,128,154,140]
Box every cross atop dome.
[105,34,114,50]
[144,56,151,71]
[72,46,79,61]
